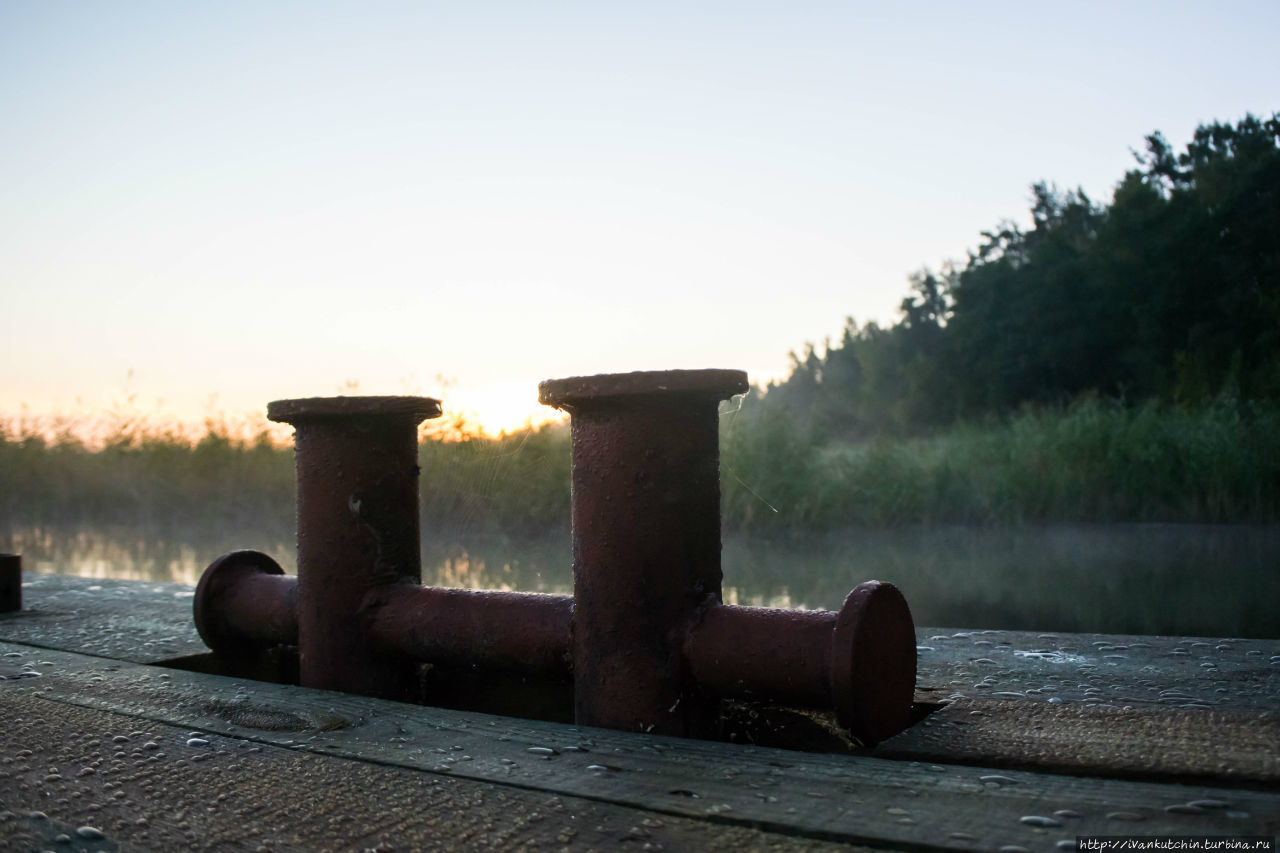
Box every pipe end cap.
[194,550,286,655]
[830,580,917,746]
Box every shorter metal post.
[269,396,441,700]
[0,554,20,613]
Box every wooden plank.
[892,628,1280,782]
[879,695,1277,785]
[4,640,1277,850]
[0,573,207,663]
[915,628,1279,712]
[0,689,857,853]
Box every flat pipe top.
[538,369,748,407]
[267,396,442,424]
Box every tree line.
[761,113,1280,438]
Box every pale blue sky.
[2,1,1277,433]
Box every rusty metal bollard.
[193,375,917,746]
[0,554,20,613]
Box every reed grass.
[721,397,1280,529]
[3,397,1277,538]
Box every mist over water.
[7,522,1277,639]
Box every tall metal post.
[539,369,748,736]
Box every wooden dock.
[1,572,1276,851]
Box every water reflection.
[722,525,1280,639]
[6,525,296,586]
[5,523,1277,638]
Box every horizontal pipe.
[366,584,573,676]
[687,581,916,745]
[196,550,572,675]
[685,604,837,708]
[194,551,913,742]
[194,551,299,655]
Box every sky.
[2,1,1277,436]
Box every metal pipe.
[192,558,915,743]
[538,369,749,737]
[686,581,916,744]
[365,585,572,676]
[195,562,572,676]
[685,603,837,708]
[0,554,20,613]
[268,395,441,701]
[194,551,298,654]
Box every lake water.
[6,523,1277,639]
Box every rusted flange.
[539,368,748,407]
[830,581,917,745]
[194,550,294,656]
[267,396,442,423]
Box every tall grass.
[417,417,570,535]
[3,397,1278,539]
[0,415,296,534]
[721,397,1280,528]
[0,410,572,540]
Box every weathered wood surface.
[0,573,206,663]
[886,628,1279,784]
[3,639,1278,850]
[2,573,1278,852]
[0,687,859,852]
